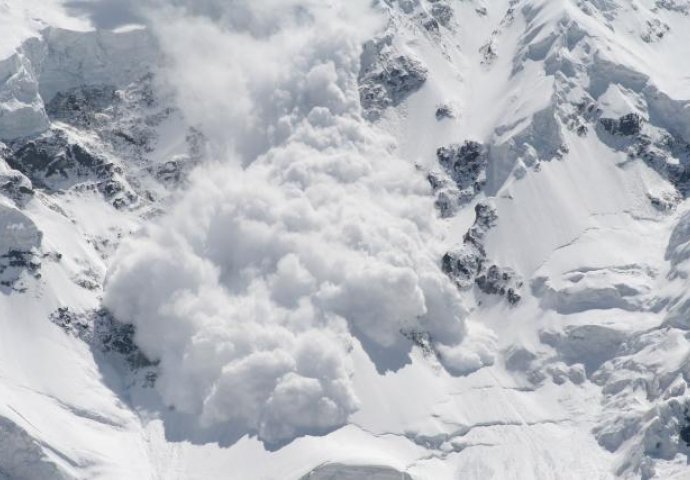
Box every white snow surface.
[2,0,690,479]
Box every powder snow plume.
[103,0,496,444]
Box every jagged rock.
[476,265,522,304]
[442,245,484,289]
[359,37,428,120]
[464,201,498,248]
[6,128,139,207]
[437,141,488,193]
[50,307,90,336]
[46,85,119,127]
[427,171,463,217]
[599,113,643,137]
[7,129,114,189]
[441,202,522,303]
[51,307,155,370]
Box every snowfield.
[2,0,690,479]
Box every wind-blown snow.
[103,0,494,445]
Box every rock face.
[359,36,428,120]
[427,141,490,216]
[437,141,488,193]
[599,113,643,137]
[8,130,115,189]
[46,85,120,126]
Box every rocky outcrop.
[50,307,155,371]
[359,36,428,120]
[428,141,489,216]
[442,202,522,304]
[437,141,488,192]
[599,113,643,137]
[5,128,138,208]
[0,205,42,291]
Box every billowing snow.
[3,0,690,479]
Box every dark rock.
[441,202,522,303]
[680,408,690,447]
[437,141,488,192]
[435,104,455,120]
[46,85,119,127]
[50,307,90,335]
[599,113,643,137]
[359,37,428,120]
[442,246,484,287]
[476,264,523,304]
[7,130,114,190]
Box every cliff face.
[3,1,690,479]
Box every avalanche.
[2,0,690,479]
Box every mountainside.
[2,0,690,479]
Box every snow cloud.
[104,0,495,445]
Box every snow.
[3,0,690,478]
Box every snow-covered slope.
[3,0,690,479]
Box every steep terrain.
[2,0,690,479]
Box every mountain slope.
[2,0,690,479]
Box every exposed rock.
[437,140,488,193]
[46,85,119,127]
[50,307,155,370]
[476,265,522,304]
[435,104,455,120]
[359,36,428,120]
[599,113,643,136]
[0,206,42,291]
[6,128,138,208]
[441,202,522,304]
[427,170,462,217]
[7,129,114,189]
[442,245,484,289]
